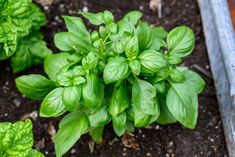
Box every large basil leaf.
[149,27,168,50]
[167,26,195,58]
[44,53,70,81]
[112,112,127,137]
[139,50,168,73]
[135,21,153,50]
[54,32,74,51]
[62,86,81,112]
[129,59,141,76]
[15,74,56,100]
[169,68,185,82]
[132,79,160,116]
[27,149,45,157]
[123,11,142,25]
[55,111,89,157]
[125,35,139,59]
[82,73,104,108]
[103,57,130,84]
[133,107,152,127]
[182,69,205,94]
[63,16,91,43]
[166,83,198,129]
[80,12,105,25]
[40,88,66,117]
[108,82,129,116]
[88,106,111,127]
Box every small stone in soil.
[13,98,21,107]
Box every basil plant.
[0,0,51,73]
[0,120,44,157]
[15,11,205,157]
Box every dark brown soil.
[0,0,228,156]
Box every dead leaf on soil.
[121,133,140,151]
[20,110,38,121]
[88,139,95,154]
[48,121,56,141]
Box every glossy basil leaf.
[117,19,135,35]
[103,10,114,24]
[55,111,89,157]
[167,55,182,65]
[108,82,129,116]
[166,83,198,129]
[103,57,130,84]
[129,59,141,76]
[135,21,153,50]
[125,36,139,59]
[80,11,104,25]
[82,73,104,108]
[123,11,143,25]
[139,50,168,73]
[112,112,127,136]
[63,16,91,43]
[154,69,170,82]
[82,52,98,71]
[15,74,56,100]
[54,32,74,51]
[27,149,45,157]
[132,79,160,116]
[134,107,152,127]
[62,86,81,112]
[40,88,66,117]
[170,68,185,82]
[156,98,177,125]
[149,27,168,50]
[56,70,74,87]
[89,126,104,144]
[182,69,205,94]
[88,106,111,127]
[167,26,195,58]
[44,53,70,81]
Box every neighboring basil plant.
[0,119,44,157]
[0,0,51,73]
[15,11,205,157]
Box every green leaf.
[133,107,152,127]
[40,88,66,117]
[55,111,89,157]
[117,19,135,35]
[135,21,153,50]
[108,82,129,116]
[149,27,168,50]
[129,59,141,76]
[123,11,143,25]
[154,81,167,97]
[82,73,104,108]
[54,32,74,51]
[62,86,81,112]
[44,53,70,81]
[167,26,195,58]
[169,68,185,82]
[112,112,127,136]
[125,35,139,60]
[139,50,168,73]
[27,149,45,157]
[0,120,34,157]
[166,83,198,129]
[63,16,91,43]
[103,10,114,24]
[132,79,160,116]
[80,11,105,25]
[88,106,111,127]
[82,52,98,71]
[182,69,205,94]
[56,70,74,87]
[15,74,56,100]
[103,57,130,84]
[156,98,177,125]
[89,126,104,144]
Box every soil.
[0,0,228,157]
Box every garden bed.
[0,0,228,156]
